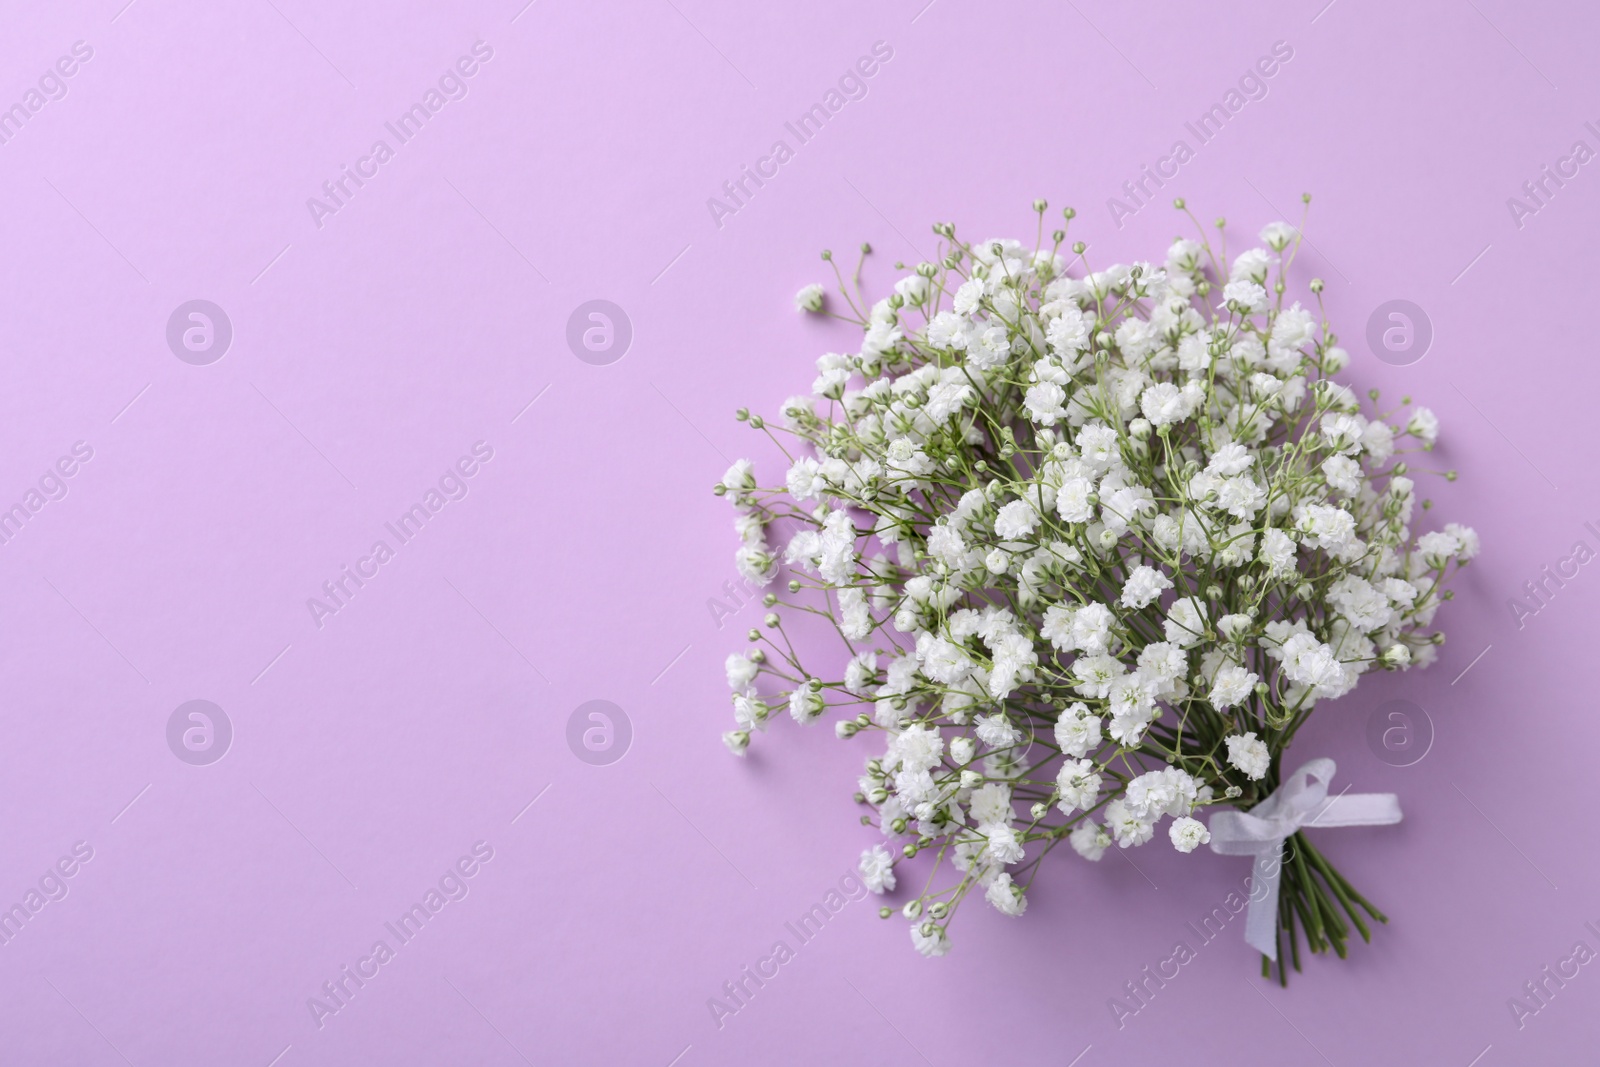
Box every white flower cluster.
[716,207,1475,957]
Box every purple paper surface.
[0,0,1591,1063]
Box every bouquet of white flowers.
[715,198,1475,982]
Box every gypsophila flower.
[726,652,759,695]
[1225,733,1271,780]
[1407,407,1439,446]
[1445,523,1480,561]
[1055,759,1101,814]
[1260,221,1298,251]
[1053,702,1102,758]
[968,782,1013,824]
[980,823,1025,865]
[985,872,1027,916]
[860,844,897,893]
[789,679,825,723]
[716,205,1476,965]
[1208,663,1259,711]
[1070,819,1112,861]
[1164,597,1208,647]
[1120,564,1173,609]
[994,499,1040,540]
[1169,816,1211,853]
[722,459,757,493]
[1105,798,1156,848]
[911,922,951,957]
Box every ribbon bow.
[1207,758,1401,960]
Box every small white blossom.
[1163,596,1208,647]
[1225,732,1271,780]
[911,923,951,957]
[1055,759,1101,814]
[1069,819,1111,861]
[1053,702,1102,758]
[1169,816,1211,853]
[1259,221,1297,250]
[1407,407,1439,445]
[859,844,897,893]
[985,872,1027,916]
[994,499,1039,540]
[1120,565,1173,609]
[1208,663,1258,710]
[1105,798,1156,848]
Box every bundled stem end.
[1265,831,1387,985]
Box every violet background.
[0,0,1591,1063]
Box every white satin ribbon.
[1207,758,1401,960]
